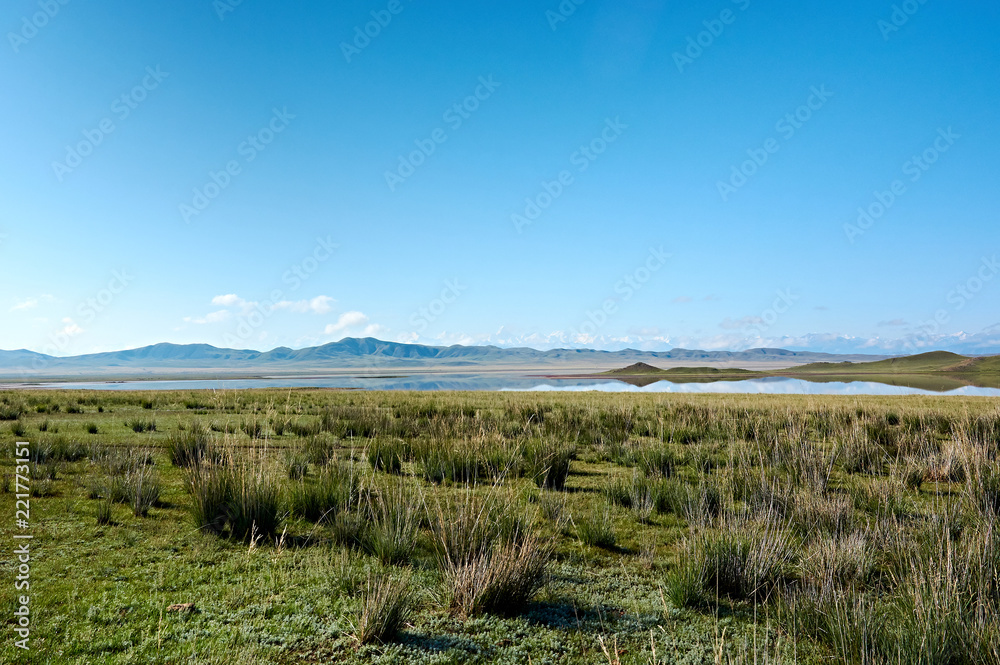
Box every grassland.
[2,388,1000,664]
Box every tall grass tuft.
[366,438,408,474]
[684,515,797,602]
[168,423,213,467]
[124,417,156,433]
[575,504,617,549]
[522,439,575,490]
[186,449,284,541]
[285,462,359,523]
[361,482,422,565]
[349,572,413,645]
[429,491,551,617]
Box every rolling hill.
[0,338,889,379]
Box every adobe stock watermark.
[385,75,501,192]
[8,0,71,53]
[878,0,930,41]
[408,279,467,334]
[751,289,799,336]
[179,107,295,224]
[511,117,627,234]
[902,255,998,351]
[341,0,413,63]
[213,0,245,21]
[51,66,169,183]
[569,246,670,340]
[223,236,338,346]
[673,0,751,74]
[717,85,833,202]
[843,127,959,244]
[546,0,585,31]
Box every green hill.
[781,351,985,376]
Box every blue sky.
[2,0,999,356]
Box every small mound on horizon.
[606,362,663,375]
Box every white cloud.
[184,310,232,325]
[58,318,83,338]
[274,295,335,314]
[362,323,388,337]
[9,294,54,312]
[211,294,245,307]
[324,311,370,335]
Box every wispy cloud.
[274,295,335,315]
[719,316,763,330]
[671,296,692,304]
[184,310,231,325]
[9,294,54,312]
[189,294,337,325]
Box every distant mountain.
[0,337,892,379]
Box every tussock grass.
[124,417,156,433]
[575,504,617,548]
[522,439,575,490]
[361,482,422,565]
[349,572,414,645]
[428,489,551,617]
[167,423,214,467]
[285,461,359,523]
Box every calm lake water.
[25,374,1000,397]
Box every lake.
[23,374,1000,396]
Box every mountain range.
[0,337,891,380]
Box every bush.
[350,572,413,645]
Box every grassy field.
[2,389,999,664]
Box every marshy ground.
[1,389,999,664]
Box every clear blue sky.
[2,0,998,356]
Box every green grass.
[2,388,1000,663]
